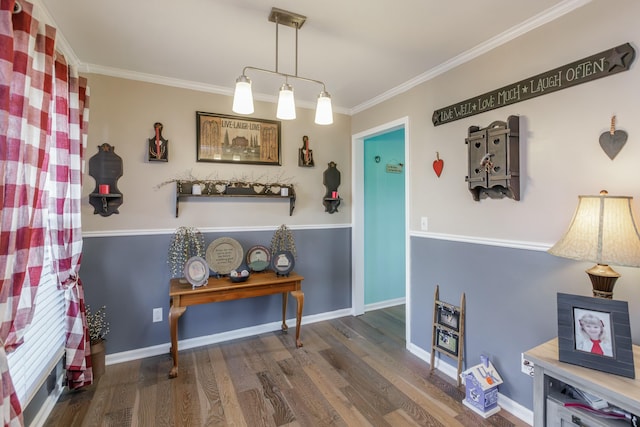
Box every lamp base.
[586,264,620,299]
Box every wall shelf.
[88,143,123,217]
[322,161,341,213]
[174,181,295,217]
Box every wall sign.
[432,43,635,126]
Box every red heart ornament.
[433,152,444,177]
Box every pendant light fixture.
[232,75,254,115]
[232,7,333,125]
[277,82,296,120]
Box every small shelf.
[322,197,341,214]
[174,181,296,217]
[89,193,123,216]
[89,193,122,198]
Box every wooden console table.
[168,271,304,378]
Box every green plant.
[167,226,205,278]
[270,224,297,259]
[86,305,110,344]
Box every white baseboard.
[407,343,533,426]
[106,307,353,365]
[364,297,406,312]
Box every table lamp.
[548,190,640,299]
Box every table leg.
[168,305,186,378]
[281,292,289,331]
[291,290,304,347]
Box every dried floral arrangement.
[86,305,110,344]
[155,170,294,191]
[167,226,206,278]
[270,224,297,259]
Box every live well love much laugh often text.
[432,43,635,126]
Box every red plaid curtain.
[0,0,90,424]
[49,54,91,390]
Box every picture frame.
[435,326,459,357]
[557,292,635,379]
[196,111,281,165]
[436,303,460,332]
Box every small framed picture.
[557,293,635,378]
[436,304,460,332]
[435,327,459,357]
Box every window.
[7,239,65,406]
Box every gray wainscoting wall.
[410,236,640,409]
[80,227,351,355]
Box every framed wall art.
[557,292,635,378]
[196,111,281,165]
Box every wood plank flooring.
[44,306,529,426]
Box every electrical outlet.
[153,308,162,323]
[421,216,428,231]
[521,353,534,376]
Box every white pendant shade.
[276,83,296,120]
[232,75,254,115]
[314,91,333,125]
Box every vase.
[90,339,106,381]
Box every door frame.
[351,116,410,342]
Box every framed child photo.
[557,293,635,379]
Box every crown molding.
[350,0,592,115]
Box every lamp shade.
[232,75,254,115]
[548,191,640,267]
[314,91,333,125]
[276,83,296,120]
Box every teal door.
[363,128,406,306]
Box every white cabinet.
[524,338,640,427]
[546,393,627,427]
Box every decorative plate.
[206,237,244,275]
[183,256,209,288]
[246,245,271,272]
[270,250,295,276]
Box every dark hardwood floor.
[44,305,528,426]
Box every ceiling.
[40,0,590,114]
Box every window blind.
[7,238,66,407]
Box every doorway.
[352,117,410,342]
[364,129,406,306]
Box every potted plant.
[86,304,110,381]
[167,226,205,278]
[270,224,297,259]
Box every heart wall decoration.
[599,115,628,160]
[433,152,444,177]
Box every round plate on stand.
[184,256,209,288]
[246,245,271,272]
[206,237,244,275]
[271,250,295,276]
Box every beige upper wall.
[352,0,640,244]
[81,75,352,232]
